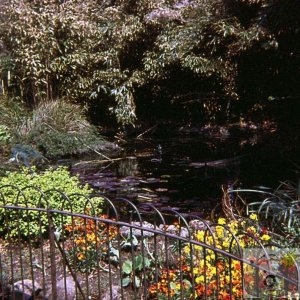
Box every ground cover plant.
[65,214,119,274]
[0,191,299,299]
[147,214,273,299]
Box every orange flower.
[77,252,85,261]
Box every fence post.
[48,211,58,300]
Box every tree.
[1,0,299,127]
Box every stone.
[159,224,189,238]
[11,279,46,299]
[46,276,76,300]
[9,144,46,167]
[189,219,211,231]
[120,221,156,237]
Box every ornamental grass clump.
[0,97,105,157]
[223,181,300,247]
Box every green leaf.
[122,260,132,275]
[134,255,143,271]
[170,282,177,291]
[122,276,131,287]
[144,257,151,268]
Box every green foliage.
[65,216,119,273]
[0,166,103,238]
[0,97,105,157]
[227,181,300,247]
[121,254,152,288]
[0,125,10,144]
[18,100,105,157]
[1,0,299,125]
[0,96,28,131]
[0,0,139,125]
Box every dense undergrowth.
[0,97,106,158]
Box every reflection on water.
[117,158,139,177]
[73,133,295,215]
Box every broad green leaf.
[122,260,132,275]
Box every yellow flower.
[184,245,190,255]
[209,268,216,275]
[247,226,256,234]
[250,213,258,221]
[261,234,271,241]
[218,218,226,225]
[228,221,238,234]
[216,226,224,237]
[222,240,230,248]
[195,245,201,251]
[239,239,246,248]
[207,252,215,260]
[77,252,85,261]
[195,275,205,284]
[196,230,205,241]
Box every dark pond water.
[72,128,298,215]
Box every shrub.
[0,97,106,158]
[0,97,28,131]
[0,167,103,238]
[21,100,106,157]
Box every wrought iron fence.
[0,185,299,299]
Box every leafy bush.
[0,167,103,238]
[18,100,106,157]
[0,98,106,157]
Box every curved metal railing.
[0,185,299,299]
